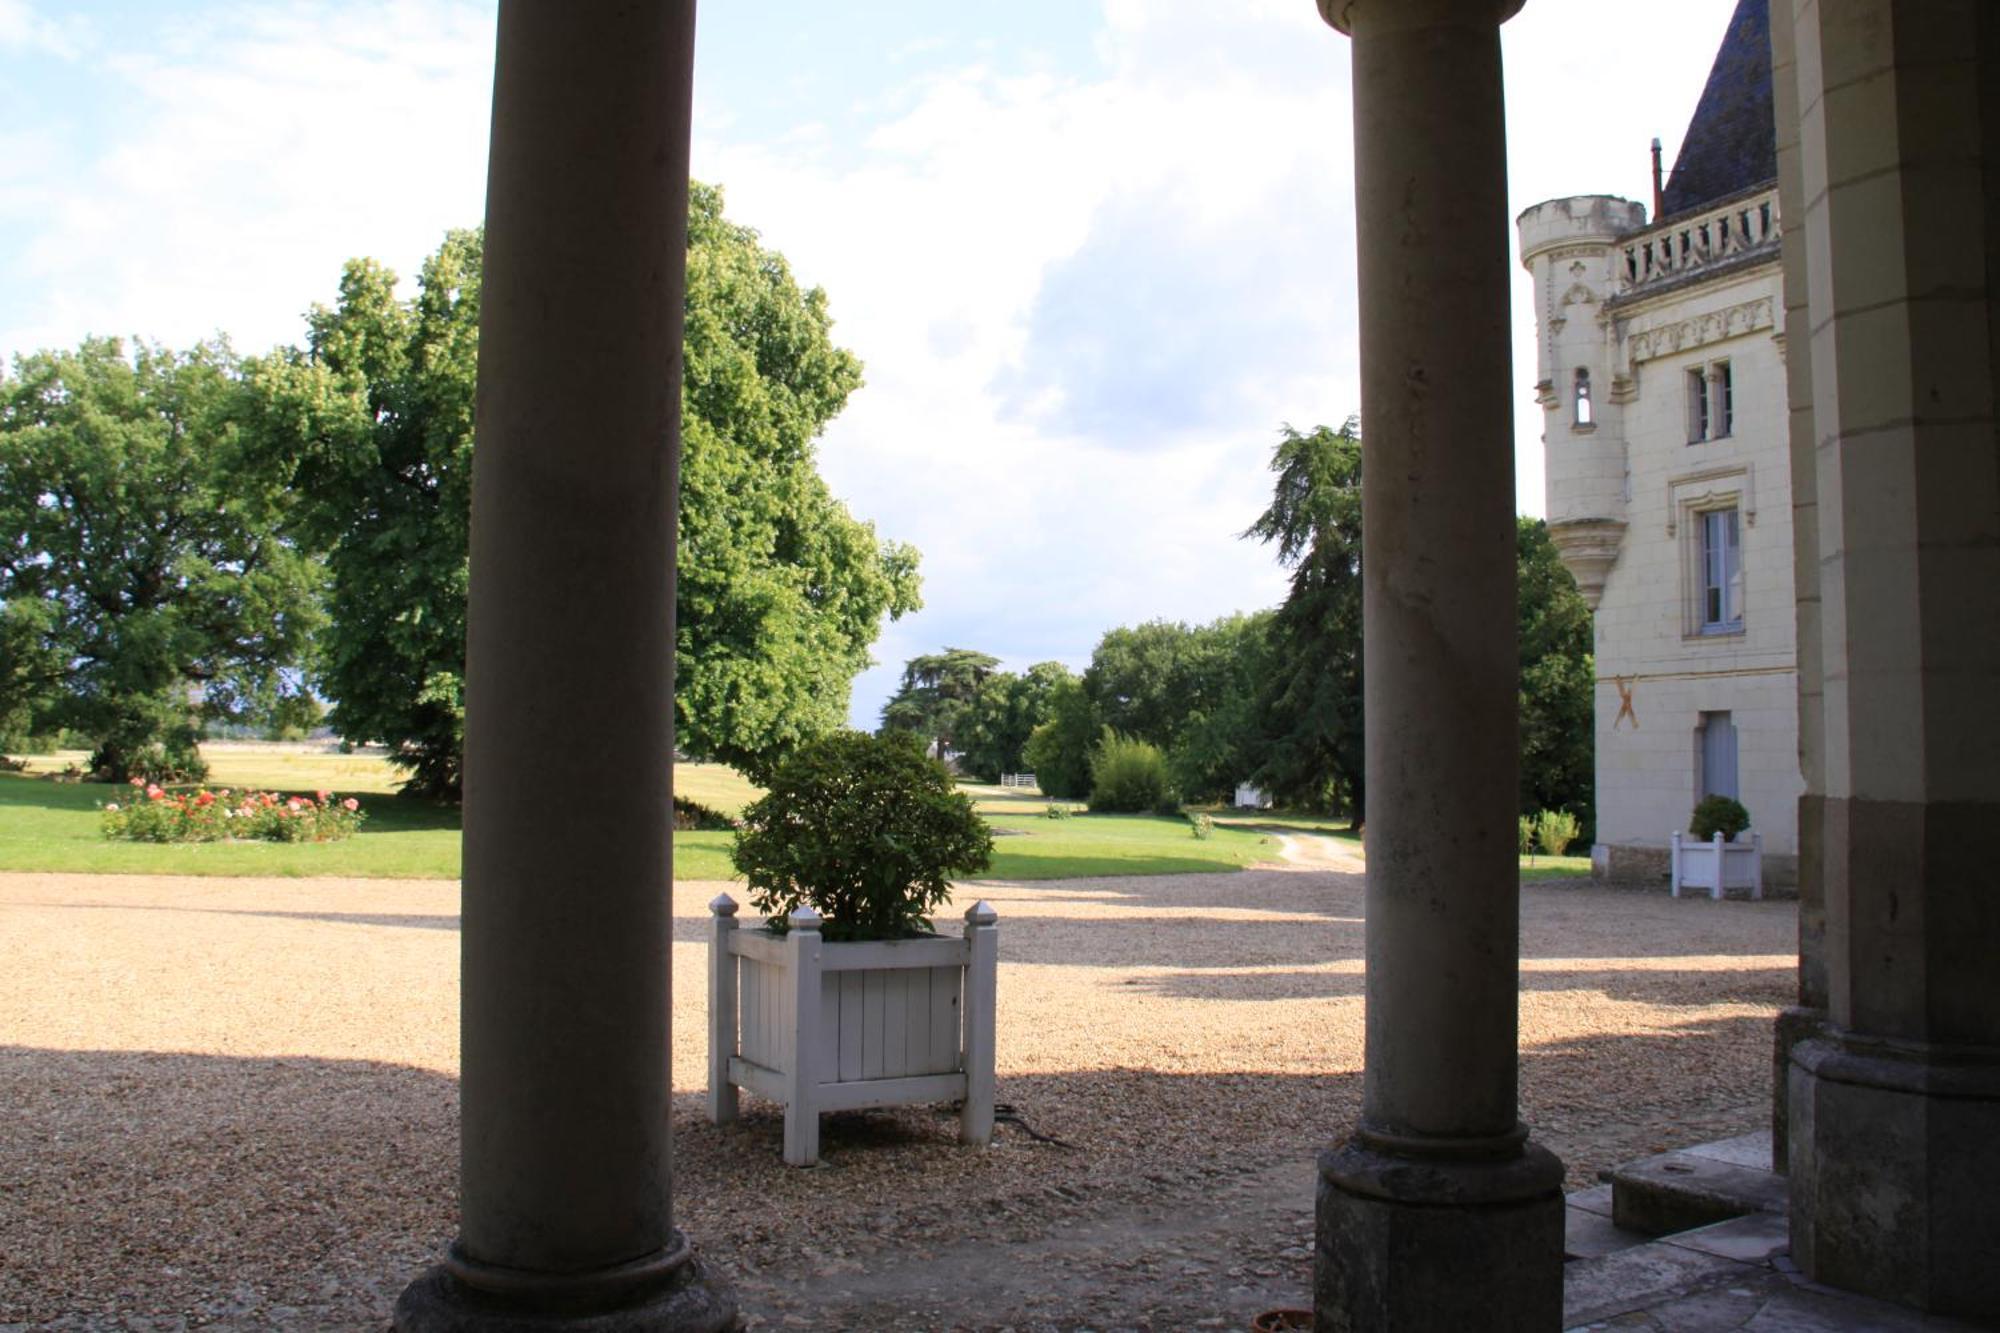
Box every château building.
[1518,0,1802,887]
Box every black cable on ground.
[938,1100,1078,1150]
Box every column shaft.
[398,3,733,1327]
[1314,4,1564,1330]
[1352,4,1522,1149]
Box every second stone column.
[1313,2,1566,1328]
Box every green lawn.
[0,744,1581,883]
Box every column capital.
[1318,0,1524,34]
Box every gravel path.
[0,866,1794,1330]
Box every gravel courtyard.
[0,861,1794,1330]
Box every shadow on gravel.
[1127,960,1793,1005]
[2,1009,1781,1330]
[0,1045,458,1328]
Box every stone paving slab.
[1660,1211,1791,1265]
[1567,1205,1655,1260]
[1680,1130,1773,1171]
[1566,1241,1753,1326]
[1569,1183,1617,1218]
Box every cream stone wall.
[1521,192,1805,881]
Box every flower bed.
[101,781,365,844]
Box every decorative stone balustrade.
[1619,185,1780,293]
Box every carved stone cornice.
[1623,296,1775,365]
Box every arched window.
[1574,367,1594,427]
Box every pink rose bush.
[101,781,366,844]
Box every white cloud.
[693,0,1356,725]
[0,0,87,58]
[0,1,493,364]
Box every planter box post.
[960,900,999,1146]
[1750,832,1763,900]
[1670,832,1685,898]
[1711,831,1727,901]
[708,893,740,1124]
[782,906,824,1167]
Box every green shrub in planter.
[1088,732,1171,814]
[1689,794,1751,843]
[731,730,994,941]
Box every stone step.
[1608,1145,1787,1237]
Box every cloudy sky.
[1,0,1740,729]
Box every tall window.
[1687,367,1711,442]
[1574,367,1594,426]
[1699,711,1739,802]
[1714,360,1734,437]
[1700,508,1743,632]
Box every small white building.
[1517,0,1802,887]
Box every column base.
[395,1232,738,1332]
[1315,1135,1565,1332]
[1770,1005,1826,1173]
[1789,1036,2000,1320]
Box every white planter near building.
[1670,830,1763,900]
[707,895,998,1166]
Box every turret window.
[1574,368,1594,427]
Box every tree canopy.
[1242,421,1366,817]
[1516,516,1595,827]
[953,659,1073,783]
[247,183,918,794]
[878,647,1000,762]
[0,338,323,779]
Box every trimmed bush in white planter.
[710,729,999,1166]
[1671,830,1764,900]
[708,896,997,1166]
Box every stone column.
[1768,0,1826,1172]
[1781,0,2000,1320]
[1313,3,1565,1330]
[396,3,734,1329]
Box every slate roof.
[1660,0,1776,219]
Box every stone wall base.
[1316,1139,1565,1331]
[1591,843,1800,898]
[1789,1037,2000,1321]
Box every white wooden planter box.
[707,895,997,1166]
[1670,830,1764,900]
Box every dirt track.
[0,865,1793,1330]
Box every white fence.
[999,772,1037,790]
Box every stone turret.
[1517,194,1647,609]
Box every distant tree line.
[879,422,1595,832]
[0,183,918,792]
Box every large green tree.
[1022,673,1100,800]
[251,184,919,795]
[1165,611,1275,803]
[878,648,1000,762]
[0,338,323,779]
[1240,423,1595,826]
[1242,421,1366,819]
[1516,516,1595,827]
[954,659,1073,783]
